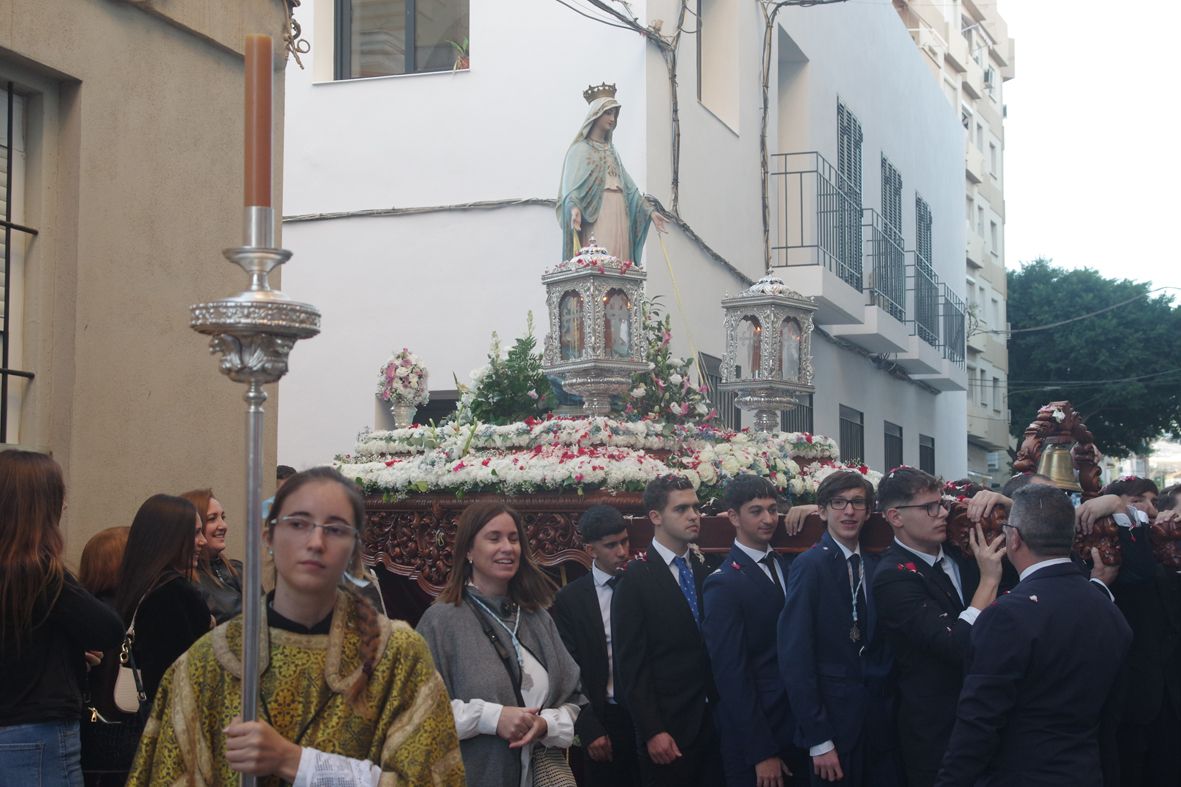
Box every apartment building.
[0,0,290,560]
[895,0,1016,486]
[279,0,968,478]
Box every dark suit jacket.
[872,542,979,774]
[936,562,1133,787]
[702,545,795,776]
[1111,525,1181,725]
[614,547,717,749]
[778,531,892,753]
[551,572,613,743]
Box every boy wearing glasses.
[778,471,901,786]
[871,467,1006,787]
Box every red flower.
[897,562,918,573]
[858,464,869,474]
[731,561,742,570]
[804,433,814,444]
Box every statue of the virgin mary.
[557,83,666,264]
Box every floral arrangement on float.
[340,304,880,503]
[376,347,429,424]
[624,300,714,424]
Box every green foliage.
[618,299,715,423]
[1006,259,1181,456]
[461,313,557,425]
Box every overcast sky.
[996,0,1180,297]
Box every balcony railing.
[862,209,906,322]
[770,151,863,291]
[940,283,967,366]
[909,251,940,347]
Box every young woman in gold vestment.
[127,467,465,786]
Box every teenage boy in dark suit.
[704,474,806,787]
[614,474,722,787]
[778,470,902,786]
[551,505,641,787]
[872,467,1006,787]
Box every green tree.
[1006,259,1181,456]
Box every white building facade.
[896,0,1015,486]
[279,0,968,479]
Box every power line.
[1008,368,1181,387]
[983,286,1181,336]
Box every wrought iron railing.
[770,151,862,290]
[908,251,939,347]
[862,209,906,322]
[940,283,966,366]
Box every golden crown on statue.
[583,82,618,103]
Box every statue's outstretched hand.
[571,207,582,233]
[652,212,669,234]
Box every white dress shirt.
[810,538,862,758]
[650,538,690,583]
[591,562,619,701]
[893,538,981,625]
[733,540,786,596]
[1019,556,1115,602]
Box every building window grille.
[699,353,738,431]
[781,394,814,435]
[839,404,864,464]
[919,434,935,474]
[912,195,938,346]
[1,83,36,444]
[884,421,903,471]
[334,0,469,79]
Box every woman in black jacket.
[0,450,124,786]
[114,495,214,704]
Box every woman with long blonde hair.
[0,450,124,785]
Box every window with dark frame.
[0,83,35,445]
[838,404,864,464]
[335,0,470,80]
[919,434,936,474]
[884,420,903,471]
[781,393,814,435]
[699,353,738,431]
[836,101,864,289]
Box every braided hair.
[266,467,382,712]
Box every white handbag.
[112,601,148,714]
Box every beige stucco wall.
[1,0,292,564]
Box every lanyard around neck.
[469,594,524,667]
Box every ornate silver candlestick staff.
[189,34,319,787]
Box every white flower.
[695,402,708,415]
[669,373,683,385]
[789,477,806,496]
[697,462,718,485]
[720,456,741,476]
[631,385,647,398]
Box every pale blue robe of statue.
[557,97,654,264]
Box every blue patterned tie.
[672,555,701,626]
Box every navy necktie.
[672,555,701,626]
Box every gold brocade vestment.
[128,590,465,786]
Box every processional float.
[189,34,320,787]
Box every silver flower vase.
[390,402,417,428]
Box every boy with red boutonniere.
[871,467,1006,787]
[613,474,723,787]
[703,474,807,786]
[778,470,903,787]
